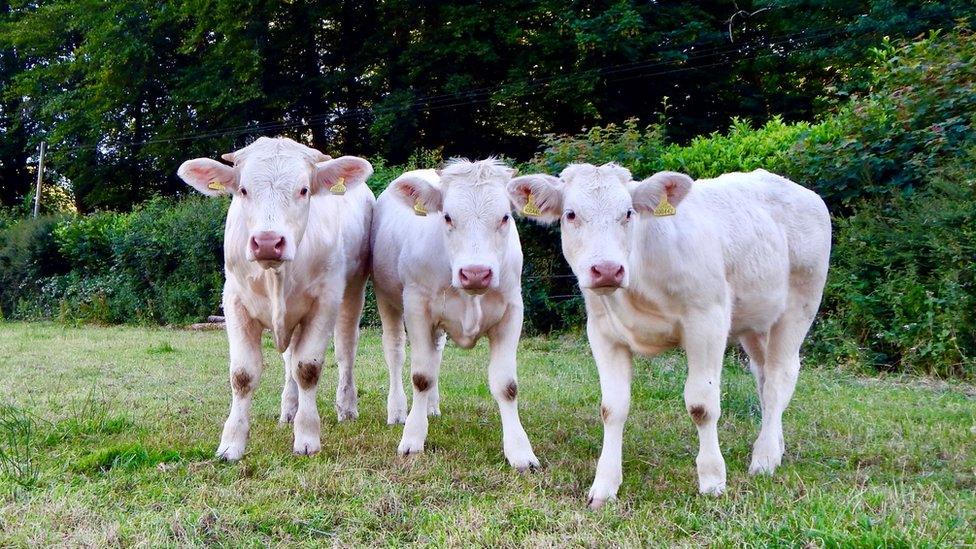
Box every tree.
[0,0,971,210]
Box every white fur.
[510,164,831,506]
[177,137,375,460]
[371,159,539,471]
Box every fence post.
[32,141,46,218]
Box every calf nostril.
[274,237,285,251]
[615,266,625,279]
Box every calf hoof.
[586,495,609,511]
[278,411,295,426]
[514,459,540,473]
[397,436,425,456]
[697,468,727,495]
[505,447,540,473]
[216,443,245,462]
[697,457,727,496]
[586,479,620,510]
[387,402,407,425]
[748,449,783,476]
[586,487,617,510]
[293,435,321,456]
[336,406,359,422]
[427,406,441,418]
[698,478,726,496]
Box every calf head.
[392,159,517,294]
[178,137,372,268]
[508,163,693,293]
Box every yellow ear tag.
[207,181,225,191]
[329,176,347,195]
[413,199,428,216]
[522,193,543,217]
[653,195,676,217]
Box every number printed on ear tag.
[207,181,225,191]
[653,195,676,217]
[329,176,347,195]
[522,193,542,217]
[413,199,428,216]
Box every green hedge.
[0,29,973,378]
[7,197,226,325]
[810,147,976,378]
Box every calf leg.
[739,331,767,410]
[377,294,408,425]
[289,301,339,456]
[397,309,440,456]
[487,307,539,472]
[217,297,264,461]
[749,289,819,475]
[279,347,299,425]
[427,332,446,417]
[586,321,633,509]
[333,276,367,422]
[683,310,729,495]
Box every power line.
[50,21,859,154]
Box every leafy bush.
[0,197,225,325]
[661,117,809,179]
[790,28,976,207]
[811,148,976,379]
[110,197,226,324]
[0,215,68,318]
[530,118,667,179]
[52,212,126,274]
[0,207,24,231]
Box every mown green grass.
[0,322,973,546]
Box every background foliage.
[1,0,972,211]
[0,12,973,379]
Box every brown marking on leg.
[296,361,321,389]
[600,405,610,423]
[689,405,708,426]
[231,369,252,396]
[504,380,518,401]
[412,373,430,392]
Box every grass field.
[0,322,973,546]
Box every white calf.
[509,164,830,506]
[178,137,375,459]
[371,159,539,470]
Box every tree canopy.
[1,0,971,211]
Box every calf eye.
[240,188,248,197]
[502,214,510,223]
[444,214,453,225]
[300,187,309,197]
[626,209,633,220]
[565,210,576,221]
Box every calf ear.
[314,156,373,194]
[392,174,443,214]
[177,158,237,196]
[507,174,563,224]
[631,171,693,215]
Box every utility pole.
[32,141,46,218]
